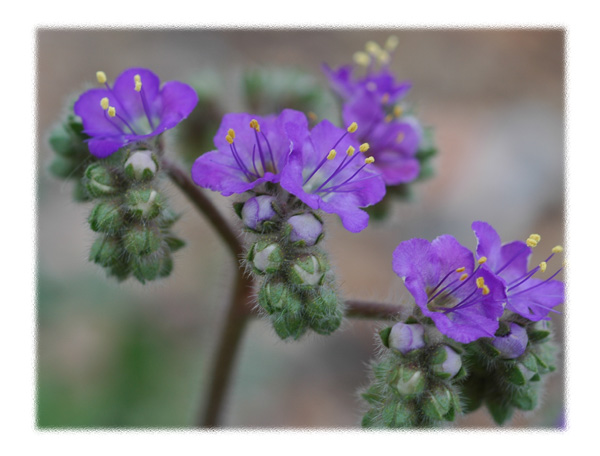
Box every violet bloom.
[74,68,198,158]
[280,118,386,233]
[392,235,506,343]
[472,221,565,322]
[192,110,305,196]
[491,322,529,359]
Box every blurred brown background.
[37,28,564,428]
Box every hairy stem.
[345,300,404,319]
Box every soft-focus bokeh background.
[37,29,564,428]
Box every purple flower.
[392,235,506,343]
[491,322,528,359]
[74,68,198,158]
[472,221,565,322]
[280,118,386,233]
[191,110,305,196]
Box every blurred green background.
[37,29,564,428]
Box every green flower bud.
[84,163,119,198]
[88,200,123,234]
[305,286,343,335]
[382,399,414,428]
[132,254,162,283]
[271,291,307,340]
[123,225,162,256]
[124,150,158,181]
[288,253,329,288]
[393,365,426,397]
[49,128,74,157]
[257,279,289,314]
[126,188,161,220]
[89,236,122,267]
[422,384,453,421]
[511,384,539,411]
[49,156,78,179]
[248,240,284,275]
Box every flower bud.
[124,150,158,181]
[394,365,426,397]
[431,345,462,379]
[288,253,328,288]
[132,254,163,283]
[527,320,551,343]
[89,236,121,267]
[88,200,123,234]
[126,188,161,220]
[287,212,323,246]
[123,225,162,256]
[492,323,528,359]
[271,291,307,340]
[258,279,289,314]
[305,285,343,335]
[381,399,415,428]
[388,322,425,355]
[248,240,284,275]
[422,384,454,421]
[84,163,119,198]
[241,195,277,231]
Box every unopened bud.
[241,195,277,231]
[84,163,119,197]
[394,366,426,397]
[422,384,454,421]
[388,322,425,355]
[287,212,324,246]
[132,254,163,283]
[248,240,284,275]
[89,236,121,267]
[88,200,123,234]
[288,254,329,288]
[431,345,462,379]
[123,225,162,256]
[124,150,158,181]
[492,323,529,359]
[271,292,307,340]
[305,285,343,335]
[126,188,161,219]
[527,320,551,343]
[258,279,289,314]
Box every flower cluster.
[323,37,424,186]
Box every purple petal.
[74,88,126,137]
[392,238,440,307]
[87,137,127,158]
[508,278,564,321]
[431,234,475,278]
[112,68,161,121]
[152,80,199,133]
[472,221,503,271]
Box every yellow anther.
[529,234,541,242]
[346,146,355,157]
[96,71,107,84]
[385,114,393,123]
[135,80,142,92]
[397,132,405,143]
[347,122,358,133]
[482,285,490,296]
[376,50,390,64]
[308,112,318,122]
[327,149,337,160]
[365,156,375,164]
[353,51,371,67]
[227,128,236,140]
[459,273,468,281]
[225,134,234,144]
[539,262,547,273]
[394,105,403,117]
[552,245,564,254]
[476,277,485,288]
[107,106,116,118]
[365,41,381,55]
[381,93,390,104]
[359,143,370,153]
[134,74,141,83]
[478,257,487,265]
[100,97,110,110]
[526,238,538,247]
[249,119,260,132]
[455,267,466,273]
[385,35,399,52]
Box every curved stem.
[344,300,404,319]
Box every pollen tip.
[394,105,403,117]
[482,285,490,296]
[459,273,468,281]
[134,80,142,92]
[529,233,541,242]
[552,245,564,254]
[476,277,485,288]
[346,146,355,157]
[353,51,370,67]
[225,134,234,144]
[100,97,109,110]
[249,119,260,132]
[327,149,337,160]
[347,122,358,133]
[478,256,487,265]
[365,156,375,164]
[385,35,399,52]
[96,71,107,84]
[539,261,547,273]
[377,50,390,64]
[227,128,236,139]
[526,238,538,248]
[107,106,116,118]
[365,41,381,55]
[455,267,466,273]
[134,74,141,83]
[308,112,318,122]
[359,143,370,153]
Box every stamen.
[319,156,375,193]
[305,130,352,185]
[478,257,487,265]
[365,156,375,164]
[107,106,116,117]
[377,50,390,65]
[135,80,142,92]
[507,250,557,290]
[327,150,337,160]
[96,71,107,84]
[250,119,261,132]
[347,122,358,133]
[365,41,381,55]
[552,245,563,253]
[456,267,466,273]
[106,106,137,134]
[261,131,277,173]
[393,105,403,117]
[385,35,399,52]
[476,277,485,288]
[359,143,370,153]
[526,238,538,248]
[134,74,141,83]
[346,146,355,157]
[509,268,563,298]
[482,285,490,295]
[308,112,318,122]
[529,234,541,242]
[353,51,370,66]
[459,273,468,281]
[225,134,234,144]
[539,262,547,273]
[100,97,110,110]
[228,128,236,140]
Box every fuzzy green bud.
[271,291,307,340]
[132,254,163,283]
[124,150,158,181]
[89,236,121,267]
[126,188,161,220]
[288,253,329,288]
[84,163,119,197]
[394,365,426,397]
[248,240,284,275]
[258,279,289,314]
[422,384,455,421]
[88,200,123,234]
[123,225,162,256]
[305,285,343,335]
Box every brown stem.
[344,300,404,319]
